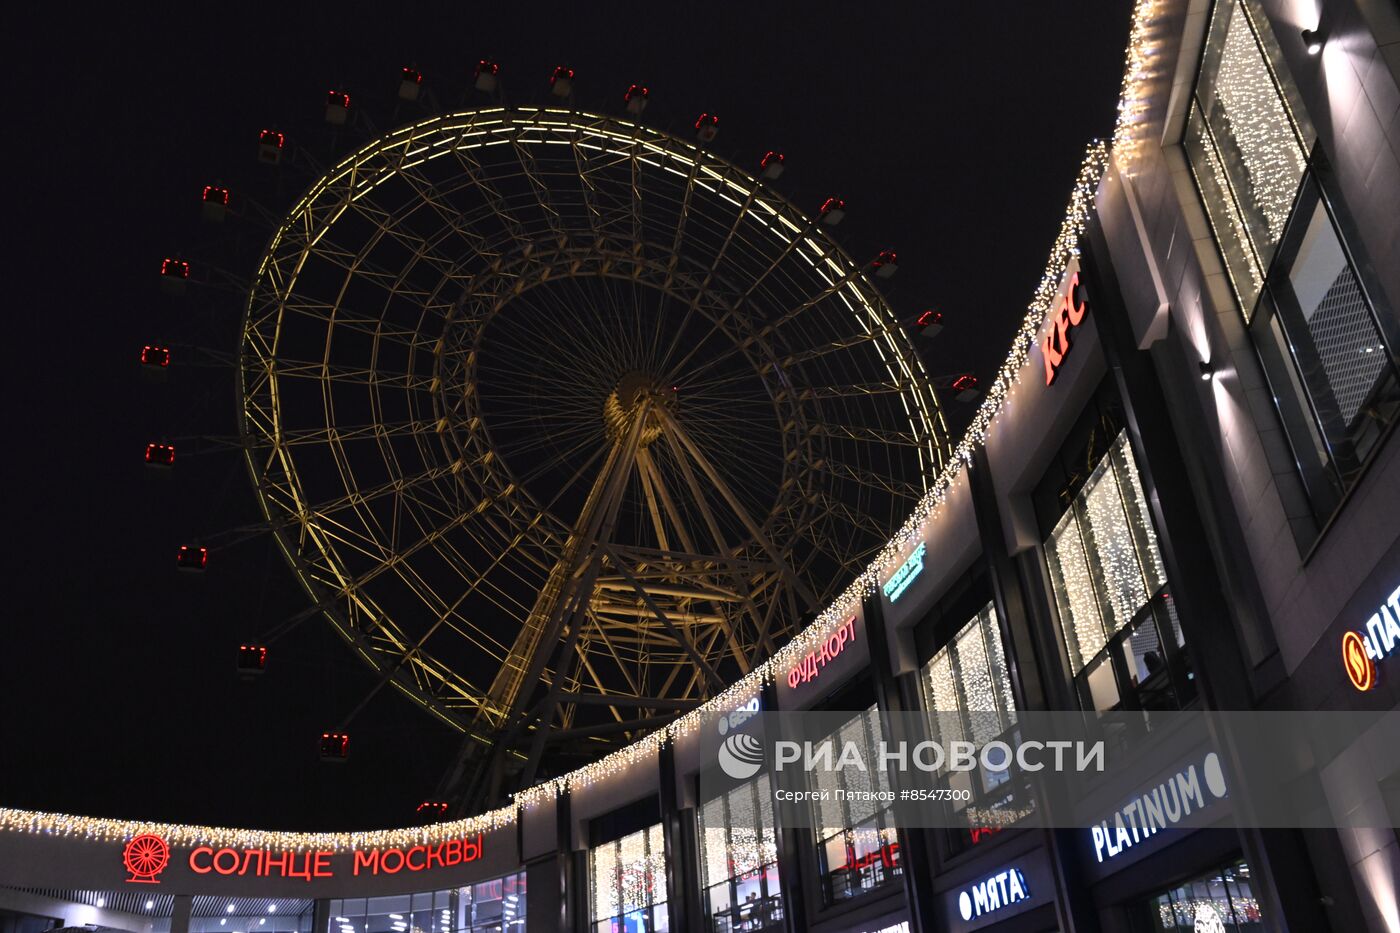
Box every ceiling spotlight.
[227,905,237,914]
[96,899,106,909]
[1301,27,1324,54]
[268,907,277,914]
[1199,360,1215,381]
[146,902,155,911]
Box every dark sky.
[1,2,1134,831]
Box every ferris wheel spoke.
[654,176,761,374]
[669,264,874,386]
[820,458,925,500]
[813,422,928,447]
[666,228,836,379]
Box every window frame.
[696,774,784,933]
[808,706,903,906]
[1180,0,1400,554]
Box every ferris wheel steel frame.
[237,106,949,784]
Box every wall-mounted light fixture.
[1301,26,1325,55]
[1199,361,1215,381]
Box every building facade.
[3,0,1399,931]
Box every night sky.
[1,2,1134,831]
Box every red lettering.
[212,848,240,875]
[426,843,444,869]
[1067,273,1086,325]
[237,850,266,876]
[462,835,482,863]
[1044,273,1088,386]
[405,846,426,872]
[264,852,290,876]
[286,852,313,881]
[444,839,462,866]
[353,850,379,875]
[189,847,214,873]
[787,615,859,688]
[379,848,405,874]
[313,850,334,878]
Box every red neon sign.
[123,833,171,884]
[786,616,857,689]
[1042,270,1088,386]
[837,841,899,873]
[186,834,484,880]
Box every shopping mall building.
[4,0,1399,930]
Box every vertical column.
[763,679,810,932]
[310,900,332,933]
[966,449,1056,713]
[1080,216,1330,933]
[170,896,192,933]
[966,448,1102,933]
[659,740,698,933]
[557,788,584,933]
[863,595,939,931]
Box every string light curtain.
[1185,0,1310,316]
[590,824,667,931]
[1045,433,1167,673]
[922,602,1017,748]
[698,776,780,926]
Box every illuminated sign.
[182,834,484,880]
[838,841,900,873]
[122,834,170,884]
[1090,752,1227,862]
[1343,631,1374,692]
[786,616,857,689]
[1042,270,1088,386]
[882,543,927,603]
[719,695,761,734]
[1343,584,1400,691]
[957,866,1030,921]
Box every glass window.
[1185,0,1399,544]
[1250,180,1400,530]
[327,877,525,933]
[921,602,1029,853]
[1044,432,1193,713]
[590,824,668,933]
[811,706,902,905]
[698,775,783,933]
[1185,0,1309,315]
[1145,859,1264,931]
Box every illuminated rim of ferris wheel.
[237,106,949,777]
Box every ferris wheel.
[155,70,955,801]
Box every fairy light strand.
[0,0,1165,846]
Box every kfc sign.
[1042,270,1089,386]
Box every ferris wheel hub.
[603,372,675,446]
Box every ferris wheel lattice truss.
[151,68,971,809]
